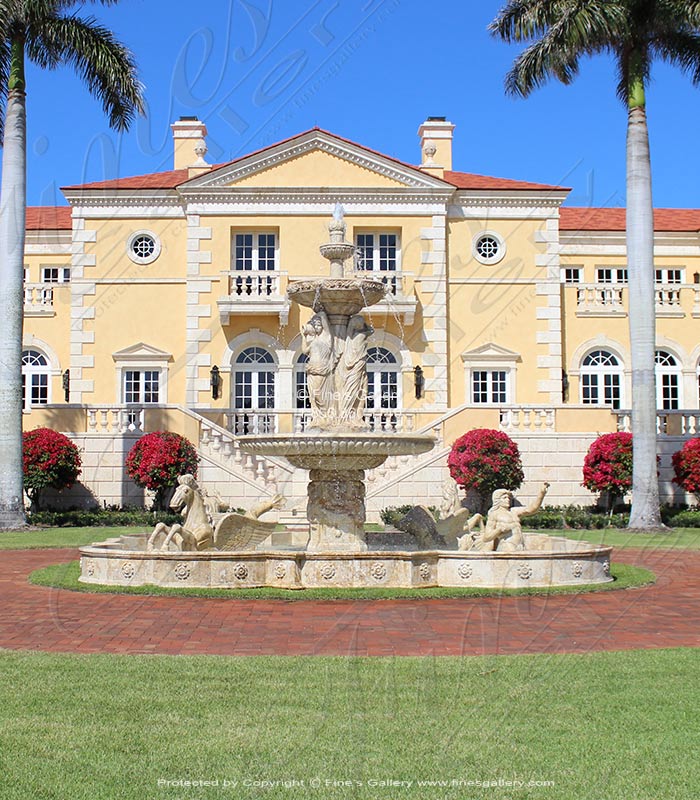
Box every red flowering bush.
[448,429,524,511]
[582,432,633,508]
[672,438,700,502]
[126,431,198,509]
[23,428,82,510]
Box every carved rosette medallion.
[319,563,337,581]
[572,562,584,579]
[457,563,473,581]
[174,562,191,582]
[120,561,135,580]
[274,563,287,580]
[233,563,249,581]
[419,562,431,581]
[370,562,387,582]
[602,560,611,576]
[517,563,533,580]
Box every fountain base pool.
[79,532,613,589]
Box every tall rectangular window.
[355,232,399,272]
[123,370,160,404]
[233,232,277,271]
[472,370,507,404]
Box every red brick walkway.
[0,547,698,656]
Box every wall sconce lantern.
[62,369,70,403]
[414,365,424,399]
[210,365,221,400]
[562,368,569,403]
[694,272,700,285]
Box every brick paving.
[0,547,698,656]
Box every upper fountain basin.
[238,432,435,471]
[287,277,386,316]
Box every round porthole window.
[127,231,161,265]
[473,231,505,265]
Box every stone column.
[306,468,367,552]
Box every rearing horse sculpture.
[147,474,213,552]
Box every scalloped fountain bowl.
[237,432,435,471]
[288,277,386,316]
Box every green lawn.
[0,526,128,550]
[0,649,697,800]
[3,525,700,551]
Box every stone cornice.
[180,131,452,190]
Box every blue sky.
[19,0,700,208]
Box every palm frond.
[497,1,626,96]
[489,0,563,42]
[653,29,700,84]
[26,13,144,131]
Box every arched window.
[366,347,399,430]
[581,350,623,409]
[232,347,276,433]
[656,350,680,409]
[22,349,50,410]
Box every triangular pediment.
[112,342,172,362]
[180,129,452,191]
[461,343,522,363]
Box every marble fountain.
[80,207,612,590]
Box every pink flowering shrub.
[126,432,198,509]
[23,428,82,510]
[448,429,524,510]
[672,438,700,502]
[582,432,633,507]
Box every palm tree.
[490,1,700,529]
[0,0,143,528]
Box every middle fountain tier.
[238,204,435,552]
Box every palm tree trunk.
[626,81,663,529]
[0,38,28,529]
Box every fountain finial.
[320,203,354,278]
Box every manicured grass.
[547,527,700,550]
[30,560,654,600]
[0,648,698,799]
[0,526,133,550]
[4,524,700,551]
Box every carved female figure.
[301,309,336,424]
[337,314,373,427]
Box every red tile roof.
[62,168,190,191]
[560,207,700,232]
[443,170,568,192]
[25,206,72,229]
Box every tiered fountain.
[79,207,613,590]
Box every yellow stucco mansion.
[21,116,700,514]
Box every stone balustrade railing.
[24,283,55,311]
[575,284,625,314]
[499,406,556,432]
[87,406,144,433]
[616,410,700,435]
[226,269,283,298]
[573,283,693,318]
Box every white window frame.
[21,349,51,411]
[231,231,279,272]
[580,350,624,409]
[561,267,582,284]
[122,369,162,405]
[126,230,161,265]
[41,265,70,284]
[366,346,401,411]
[113,345,171,405]
[595,267,628,284]
[461,345,520,406]
[655,350,681,410]
[470,369,510,404]
[472,230,506,266]
[655,268,684,284]
[354,230,401,272]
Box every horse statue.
[147,474,213,552]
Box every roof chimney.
[418,116,455,176]
[171,117,209,172]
